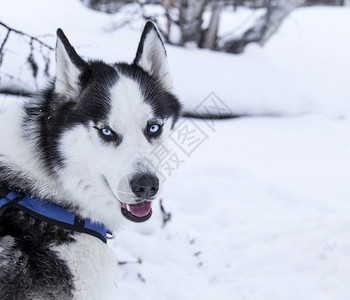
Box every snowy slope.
[1,1,350,299]
[174,6,350,118]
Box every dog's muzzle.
[119,173,159,222]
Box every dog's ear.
[134,22,172,90]
[55,29,87,97]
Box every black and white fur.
[0,22,181,299]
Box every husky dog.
[0,22,181,299]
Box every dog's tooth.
[126,204,131,212]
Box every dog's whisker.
[115,190,134,196]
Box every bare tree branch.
[0,21,55,97]
[220,0,303,53]
[0,30,10,66]
[0,21,54,51]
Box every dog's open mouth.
[120,201,152,222]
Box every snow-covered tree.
[222,0,304,53]
[0,22,54,96]
[80,0,345,53]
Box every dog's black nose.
[130,173,159,200]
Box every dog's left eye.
[147,123,163,138]
[149,124,160,133]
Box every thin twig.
[159,198,171,228]
[0,29,11,65]
[0,89,33,97]
[0,21,54,51]
[117,257,142,265]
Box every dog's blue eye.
[149,124,160,133]
[145,123,163,140]
[94,126,122,146]
[101,128,113,136]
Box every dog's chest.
[54,233,118,299]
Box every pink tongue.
[126,202,152,217]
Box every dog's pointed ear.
[134,22,172,90]
[55,29,86,97]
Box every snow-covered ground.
[1,1,350,299]
[111,115,350,300]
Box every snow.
[172,6,350,118]
[108,115,350,300]
[1,1,350,299]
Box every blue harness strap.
[0,188,107,243]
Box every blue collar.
[0,188,107,243]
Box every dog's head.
[38,22,181,229]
